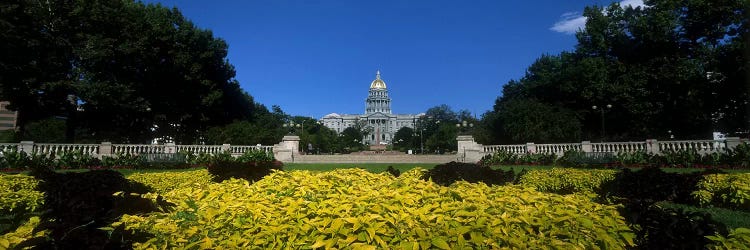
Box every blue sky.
[142,0,643,119]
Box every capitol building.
[321,71,424,146]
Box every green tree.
[425,123,458,154]
[21,118,67,143]
[392,127,416,152]
[1,0,259,143]
[484,0,748,143]
[0,0,77,137]
[496,99,582,143]
[340,127,364,152]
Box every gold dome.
[370,70,387,89]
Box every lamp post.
[592,104,612,142]
[282,121,301,134]
[415,116,441,154]
[455,120,474,135]
[283,121,304,154]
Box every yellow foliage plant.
[0,216,47,249]
[126,169,214,194]
[0,174,44,214]
[115,168,635,249]
[693,173,750,210]
[518,168,618,195]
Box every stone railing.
[112,144,166,155]
[658,140,726,154]
[483,144,526,154]
[1,141,280,160]
[229,145,274,155]
[591,141,647,153]
[536,143,582,155]
[176,144,224,155]
[0,143,19,152]
[34,143,100,155]
[457,136,746,163]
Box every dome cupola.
[369,70,387,89]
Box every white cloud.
[550,0,645,35]
[550,12,587,34]
[619,0,646,9]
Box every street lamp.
[415,116,441,154]
[283,121,306,153]
[282,121,301,134]
[455,120,474,135]
[592,104,612,142]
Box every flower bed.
[114,168,636,249]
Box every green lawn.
[657,201,750,230]
[283,163,437,173]
[35,164,750,176]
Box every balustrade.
[112,144,166,155]
[176,145,224,155]
[536,143,581,155]
[483,144,526,154]
[481,139,736,157]
[229,145,274,155]
[34,143,99,156]
[659,140,725,154]
[591,142,647,153]
[0,143,19,152]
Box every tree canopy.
[481,0,748,144]
[0,0,259,143]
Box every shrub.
[725,143,750,168]
[479,150,517,166]
[0,216,47,249]
[707,228,750,250]
[126,170,214,194]
[0,149,30,170]
[27,168,158,249]
[384,166,400,177]
[693,173,750,210]
[615,150,654,166]
[518,168,618,195]
[558,150,617,168]
[101,153,147,168]
[207,151,282,182]
[424,161,516,186]
[54,150,100,169]
[185,152,214,166]
[479,151,557,166]
[0,174,44,237]
[625,204,726,249]
[0,174,43,214]
[657,149,702,168]
[600,168,701,205]
[114,169,635,249]
[236,149,274,163]
[398,167,427,181]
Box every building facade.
[0,101,18,131]
[321,71,424,146]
